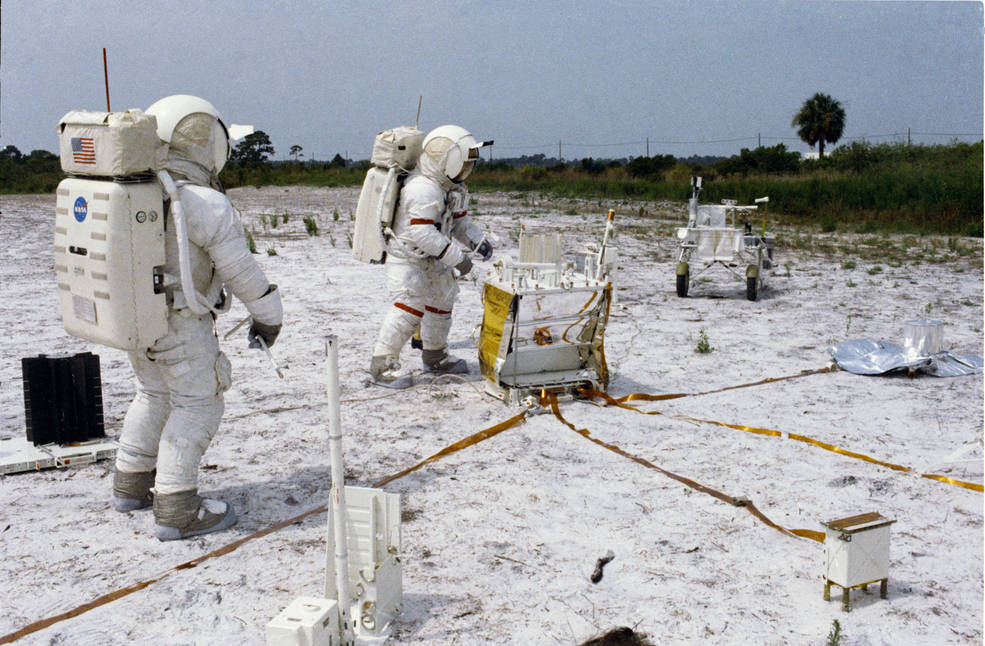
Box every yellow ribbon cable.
[679,415,783,438]
[548,393,821,542]
[921,473,984,493]
[581,388,684,410]
[580,390,983,494]
[786,432,909,472]
[373,410,528,487]
[791,529,826,542]
[605,367,835,404]
[560,290,599,344]
[1,410,530,644]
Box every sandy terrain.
[0,186,981,645]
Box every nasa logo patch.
[73,197,88,223]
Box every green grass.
[695,329,714,354]
[4,140,980,236]
[303,215,319,236]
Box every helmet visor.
[454,147,480,181]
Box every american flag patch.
[71,137,96,165]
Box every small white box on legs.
[822,512,896,611]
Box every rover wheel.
[676,272,689,297]
[746,276,758,301]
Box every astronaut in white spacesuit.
[369,125,493,386]
[111,95,283,541]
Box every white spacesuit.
[112,95,283,541]
[370,125,493,386]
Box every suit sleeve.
[182,186,283,325]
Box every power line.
[911,131,983,137]
[642,136,761,145]
[326,130,982,159]
[490,130,981,155]
[563,140,646,148]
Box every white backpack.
[352,126,424,264]
[55,109,221,350]
[54,110,169,350]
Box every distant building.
[803,150,823,160]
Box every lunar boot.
[112,468,156,512]
[422,348,468,375]
[369,354,413,389]
[153,489,237,541]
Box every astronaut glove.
[248,320,281,349]
[475,239,493,261]
[454,255,473,276]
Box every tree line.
[3,94,980,235]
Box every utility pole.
[907,128,911,146]
[645,137,649,157]
[558,139,562,161]
[758,132,761,147]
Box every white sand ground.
[0,187,982,645]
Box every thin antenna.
[102,48,111,111]
[415,95,422,128]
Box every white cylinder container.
[903,319,944,359]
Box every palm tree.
[792,93,846,158]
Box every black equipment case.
[22,352,105,445]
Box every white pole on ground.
[596,209,615,280]
[326,335,353,642]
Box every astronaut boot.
[422,348,468,375]
[153,489,237,541]
[112,468,155,512]
[369,354,413,389]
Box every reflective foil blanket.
[828,339,983,377]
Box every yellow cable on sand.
[0,410,529,644]
[546,392,823,543]
[578,389,983,493]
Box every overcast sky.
[1,0,982,161]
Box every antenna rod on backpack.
[415,95,422,129]
[102,48,110,112]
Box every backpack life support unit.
[351,126,425,264]
[55,109,215,351]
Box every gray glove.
[248,320,281,349]
[475,239,493,261]
[454,255,473,276]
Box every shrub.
[303,215,319,236]
[714,144,800,176]
[626,154,676,178]
[519,165,547,181]
[695,329,714,354]
[580,158,605,175]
